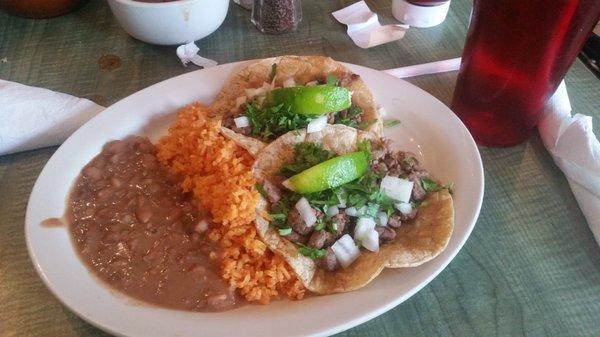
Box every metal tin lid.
[392,0,451,28]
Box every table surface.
[1,1,599,336]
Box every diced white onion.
[326,205,339,217]
[195,219,209,233]
[306,80,318,86]
[345,206,366,217]
[354,217,376,242]
[331,234,360,268]
[377,211,388,226]
[344,207,357,216]
[295,197,316,227]
[234,116,250,128]
[361,229,379,252]
[380,175,414,203]
[306,116,328,133]
[378,107,387,117]
[235,96,247,108]
[244,82,273,98]
[395,202,413,215]
[283,78,296,88]
[252,84,269,97]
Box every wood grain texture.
[1,0,599,336]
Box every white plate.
[25,61,484,337]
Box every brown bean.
[82,166,102,181]
[141,154,158,169]
[111,177,124,188]
[137,140,154,153]
[68,137,240,312]
[110,153,125,164]
[136,206,153,223]
[96,188,112,201]
[166,208,182,222]
[105,140,129,154]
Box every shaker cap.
[392,0,451,28]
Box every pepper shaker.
[251,0,302,34]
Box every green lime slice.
[283,151,368,194]
[267,85,352,116]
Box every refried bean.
[67,136,241,312]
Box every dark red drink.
[451,0,600,147]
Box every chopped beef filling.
[269,139,439,271]
[308,230,334,249]
[375,226,397,243]
[286,231,308,245]
[330,213,348,237]
[287,208,315,235]
[317,248,340,271]
[387,214,402,228]
[262,180,282,204]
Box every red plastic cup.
[451,0,600,147]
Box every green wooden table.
[1,1,599,336]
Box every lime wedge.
[283,151,368,194]
[268,85,351,116]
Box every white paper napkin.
[385,60,600,245]
[176,41,218,68]
[0,80,104,156]
[538,81,600,244]
[332,1,409,49]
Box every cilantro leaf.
[336,105,363,128]
[269,63,277,82]
[255,183,267,198]
[314,220,326,231]
[278,227,292,236]
[443,182,455,194]
[269,213,288,228]
[268,194,296,229]
[280,143,332,178]
[326,74,339,86]
[298,244,327,259]
[357,139,372,162]
[421,177,440,192]
[358,203,380,218]
[384,119,401,128]
[421,177,454,194]
[244,102,313,142]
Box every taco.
[212,55,384,156]
[252,124,454,294]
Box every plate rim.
[25,60,484,337]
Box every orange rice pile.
[156,102,305,304]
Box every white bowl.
[106,0,229,45]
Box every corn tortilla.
[214,55,383,156]
[252,124,454,294]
